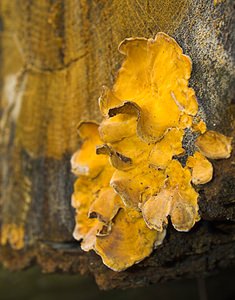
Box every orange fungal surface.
[71,33,232,271]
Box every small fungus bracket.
[71,32,232,272]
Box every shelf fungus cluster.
[71,33,232,271]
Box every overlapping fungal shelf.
[71,32,232,272]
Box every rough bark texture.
[0,0,234,290]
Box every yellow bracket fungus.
[195,130,232,159]
[0,224,25,250]
[71,32,232,272]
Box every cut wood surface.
[0,0,234,289]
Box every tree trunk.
[0,0,234,289]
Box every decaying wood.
[0,0,234,289]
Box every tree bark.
[0,0,234,289]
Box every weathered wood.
[0,0,234,289]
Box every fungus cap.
[195,130,232,159]
[71,122,107,178]
[99,32,199,143]
[186,151,213,184]
[94,208,165,271]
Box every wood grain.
[0,0,234,289]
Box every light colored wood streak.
[1,0,190,159]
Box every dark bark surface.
[0,0,234,289]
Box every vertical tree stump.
[0,0,234,289]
